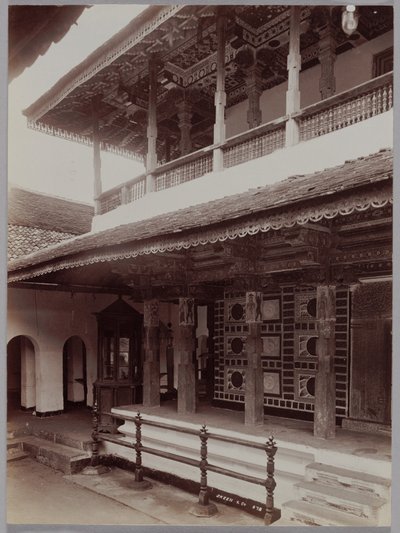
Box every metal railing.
[88,399,279,524]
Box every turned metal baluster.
[388,85,393,109]
[190,424,218,516]
[376,87,382,114]
[90,387,100,467]
[264,435,278,525]
[134,412,144,483]
[382,85,388,112]
[199,425,210,506]
[371,91,377,116]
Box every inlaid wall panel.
[213,286,350,419]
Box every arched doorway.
[63,336,87,410]
[7,336,36,412]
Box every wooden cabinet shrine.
[94,298,143,430]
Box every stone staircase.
[7,427,92,474]
[282,461,391,526]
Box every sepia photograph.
[5,2,394,528]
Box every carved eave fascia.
[23,5,184,124]
[7,181,392,284]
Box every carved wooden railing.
[222,117,287,168]
[97,72,393,215]
[99,173,146,214]
[154,147,213,191]
[296,71,393,141]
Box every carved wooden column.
[213,9,227,172]
[285,6,301,147]
[177,99,192,156]
[143,300,160,407]
[246,64,263,129]
[177,297,197,414]
[245,291,264,426]
[92,96,102,215]
[314,285,336,438]
[318,20,336,100]
[146,58,158,192]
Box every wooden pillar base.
[245,322,264,426]
[314,371,336,439]
[177,363,196,414]
[212,148,224,172]
[143,360,160,407]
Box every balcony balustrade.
[97,72,393,216]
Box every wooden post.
[213,9,227,172]
[245,322,264,425]
[318,20,336,100]
[146,58,158,192]
[245,291,264,426]
[314,285,337,439]
[177,99,192,156]
[246,65,263,129]
[285,6,301,147]
[143,300,160,408]
[92,97,102,215]
[177,298,197,414]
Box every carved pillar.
[213,9,227,172]
[177,298,197,414]
[177,99,192,156]
[245,291,264,426]
[285,6,301,147]
[92,96,102,215]
[318,22,336,100]
[246,65,263,129]
[314,285,336,439]
[143,300,160,407]
[146,58,158,192]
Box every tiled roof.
[8,225,76,261]
[8,186,94,234]
[8,149,392,278]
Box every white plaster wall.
[66,336,85,402]
[21,337,36,408]
[92,110,393,233]
[225,30,393,138]
[7,289,117,412]
[7,290,184,412]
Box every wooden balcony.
[98,72,393,216]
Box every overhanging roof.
[22,5,393,162]
[7,149,393,283]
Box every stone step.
[282,499,374,527]
[21,435,90,474]
[295,480,386,520]
[29,428,92,451]
[7,441,29,462]
[305,462,391,498]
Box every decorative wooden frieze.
[143,299,160,327]
[179,297,195,326]
[245,291,263,323]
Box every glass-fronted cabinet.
[95,298,143,431]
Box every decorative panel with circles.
[226,300,246,322]
[225,367,246,393]
[294,292,317,322]
[294,332,318,360]
[294,370,316,402]
[226,335,247,356]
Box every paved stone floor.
[7,457,268,526]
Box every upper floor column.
[285,6,301,147]
[92,95,102,215]
[146,56,160,192]
[213,7,228,172]
[316,7,337,100]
